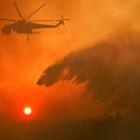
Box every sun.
[24,107,32,115]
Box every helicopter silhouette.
[0,1,70,40]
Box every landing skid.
[26,32,39,41]
[27,34,30,41]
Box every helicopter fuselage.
[13,21,32,34]
[2,21,31,34]
[1,20,62,34]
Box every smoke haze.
[0,0,140,139]
[38,30,140,120]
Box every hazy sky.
[0,0,140,123]
[0,0,140,140]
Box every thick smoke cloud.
[0,0,140,123]
[38,30,140,119]
[0,0,140,139]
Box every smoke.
[0,0,140,139]
[0,0,140,121]
[38,30,140,120]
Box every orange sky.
[0,0,140,122]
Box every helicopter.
[0,1,70,40]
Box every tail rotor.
[61,15,65,25]
[56,14,70,25]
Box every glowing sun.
[24,107,32,115]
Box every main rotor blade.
[13,1,24,19]
[0,18,17,21]
[26,2,47,20]
[29,20,55,22]
[56,19,70,21]
[29,18,70,22]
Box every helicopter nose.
[2,26,11,34]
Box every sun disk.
[24,107,32,115]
